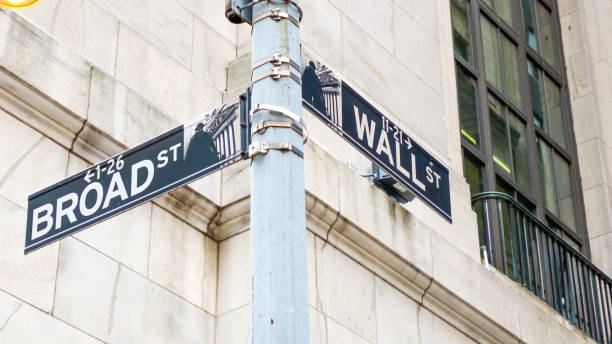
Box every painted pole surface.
[250,0,309,343]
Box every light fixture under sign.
[371,164,415,204]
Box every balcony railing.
[472,192,612,343]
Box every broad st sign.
[25,102,247,254]
[302,57,452,222]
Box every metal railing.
[472,192,612,343]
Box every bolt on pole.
[247,0,309,343]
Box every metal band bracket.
[248,141,304,159]
[251,67,301,85]
[251,120,303,137]
[250,104,308,143]
[252,53,301,72]
[252,8,300,27]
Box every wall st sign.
[302,56,452,222]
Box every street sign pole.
[248,0,309,343]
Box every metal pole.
[249,1,309,343]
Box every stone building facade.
[0,0,609,343]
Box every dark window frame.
[453,0,590,262]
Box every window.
[451,0,474,63]
[488,94,531,190]
[456,66,481,148]
[481,16,522,108]
[521,0,561,70]
[451,0,588,254]
[527,60,567,148]
[482,0,514,27]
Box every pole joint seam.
[248,141,304,159]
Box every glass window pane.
[496,0,514,28]
[521,0,538,50]
[528,60,568,148]
[451,0,473,63]
[509,115,530,189]
[481,17,502,91]
[489,95,512,174]
[463,153,483,195]
[553,153,577,231]
[537,138,558,214]
[464,153,487,249]
[527,60,546,128]
[544,76,567,148]
[536,1,560,70]
[483,0,514,28]
[500,35,522,108]
[456,66,481,148]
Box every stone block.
[567,51,593,100]
[326,316,371,344]
[590,232,612,276]
[175,0,237,44]
[92,0,193,67]
[418,306,468,344]
[0,136,69,209]
[583,184,612,239]
[374,276,420,344]
[87,67,179,148]
[394,0,439,37]
[202,236,218,314]
[115,24,221,122]
[188,170,222,206]
[221,159,250,206]
[216,305,250,344]
[0,290,100,343]
[307,231,317,309]
[148,205,207,307]
[75,202,151,275]
[341,0,394,53]
[0,110,43,183]
[192,18,236,93]
[217,230,250,315]
[53,237,119,342]
[309,306,326,344]
[0,196,58,312]
[0,10,91,117]
[304,141,341,211]
[393,5,442,95]
[337,160,433,276]
[315,237,377,343]
[577,139,607,191]
[341,17,447,156]
[19,0,119,74]
[430,230,521,337]
[300,0,342,69]
[570,94,601,144]
[560,10,586,58]
[109,266,215,344]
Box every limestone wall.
[559,0,612,276]
[0,1,602,343]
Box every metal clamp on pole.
[251,67,302,85]
[252,120,303,137]
[252,53,301,72]
[248,141,304,159]
[252,8,300,27]
[250,103,308,143]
